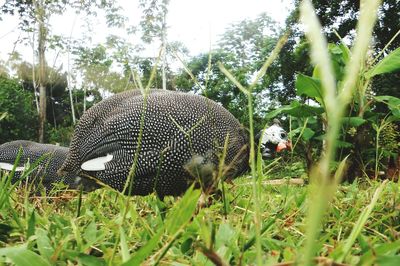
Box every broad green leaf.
[338,43,350,63]
[374,95,400,105]
[0,246,51,266]
[35,228,54,261]
[265,101,324,119]
[295,74,323,101]
[165,186,201,235]
[359,240,400,265]
[376,255,400,266]
[77,254,107,266]
[27,210,35,239]
[374,95,400,117]
[302,128,315,141]
[284,103,324,118]
[121,227,164,266]
[83,222,97,245]
[119,227,130,263]
[367,47,400,77]
[334,140,353,148]
[265,104,297,119]
[0,112,7,121]
[341,117,367,127]
[288,127,302,139]
[180,237,193,254]
[215,223,235,248]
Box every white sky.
[0,0,293,69]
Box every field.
[0,167,399,265]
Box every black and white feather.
[0,140,98,192]
[59,90,290,197]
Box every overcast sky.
[0,0,293,67]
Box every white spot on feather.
[81,154,113,171]
[0,162,26,172]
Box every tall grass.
[218,34,288,266]
[299,0,383,264]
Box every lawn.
[0,168,399,265]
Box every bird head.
[257,119,291,160]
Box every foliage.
[268,42,400,178]
[277,0,400,105]
[0,173,398,265]
[74,42,133,93]
[73,40,179,93]
[0,0,127,142]
[46,126,74,147]
[0,76,37,143]
[175,13,282,131]
[138,0,170,44]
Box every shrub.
[0,76,38,143]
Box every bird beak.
[276,140,292,152]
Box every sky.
[0,0,293,69]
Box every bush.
[0,76,38,143]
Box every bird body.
[59,89,290,198]
[0,140,98,192]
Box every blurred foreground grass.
[0,171,399,265]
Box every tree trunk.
[36,0,47,143]
[30,32,40,114]
[161,11,167,90]
[67,14,77,124]
[83,86,87,112]
[67,53,76,124]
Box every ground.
[0,170,399,265]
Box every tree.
[277,0,400,104]
[1,0,126,142]
[138,0,170,90]
[0,76,38,142]
[175,13,282,131]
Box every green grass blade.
[0,246,51,266]
[165,186,200,235]
[337,180,389,263]
[121,228,164,266]
[35,228,54,261]
[119,227,130,263]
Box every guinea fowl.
[0,140,99,193]
[58,89,291,198]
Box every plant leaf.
[367,47,400,77]
[119,227,130,263]
[121,228,164,266]
[165,185,200,235]
[35,228,54,261]
[335,140,353,148]
[296,74,324,102]
[77,254,107,266]
[265,101,324,119]
[302,128,315,141]
[376,255,400,266]
[27,210,36,239]
[374,95,400,118]
[341,117,367,127]
[0,246,51,266]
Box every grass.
[0,170,399,265]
